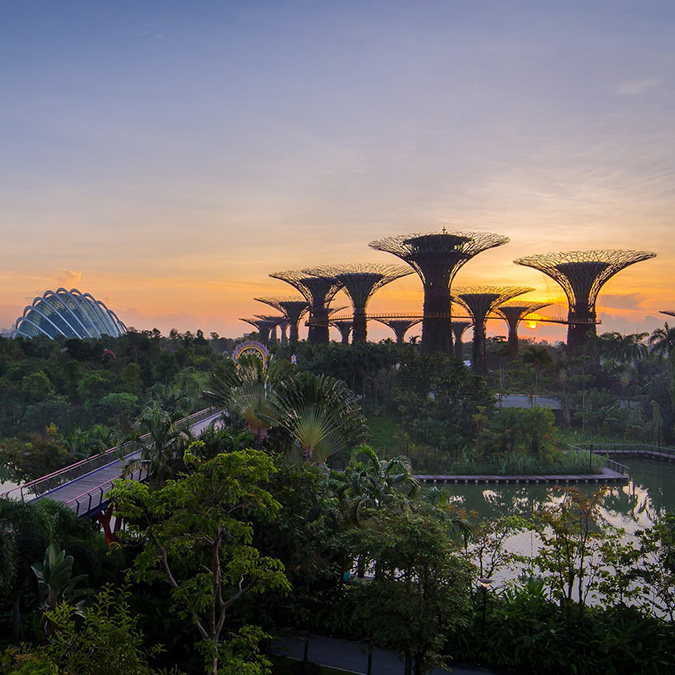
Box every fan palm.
[275,372,368,464]
[204,355,293,447]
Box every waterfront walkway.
[415,466,627,486]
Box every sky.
[1,0,674,343]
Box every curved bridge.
[1,408,223,520]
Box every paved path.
[273,634,515,675]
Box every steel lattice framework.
[660,310,675,318]
[514,249,656,349]
[451,320,472,360]
[373,317,422,345]
[369,230,509,354]
[330,319,353,344]
[303,263,412,343]
[495,301,552,354]
[255,297,309,344]
[239,317,281,344]
[269,270,343,345]
[453,286,533,373]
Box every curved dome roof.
[10,288,127,340]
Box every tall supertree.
[495,301,552,354]
[330,319,353,344]
[453,286,533,373]
[373,318,422,345]
[451,320,472,360]
[255,297,309,345]
[269,271,343,345]
[369,230,509,354]
[304,264,412,343]
[515,250,656,350]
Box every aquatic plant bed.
[415,467,627,485]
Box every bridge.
[1,408,223,535]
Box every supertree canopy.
[660,310,675,318]
[515,249,656,349]
[451,320,472,361]
[330,319,353,344]
[303,263,412,343]
[240,317,275,344]
[453,286,533,373]
[255,297,309,344]
[373,317,422,345]
[495,301,552,354]
[269,271,343,344]
[369,230,509,354]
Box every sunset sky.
[1,1,674,344]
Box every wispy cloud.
[614,77,661,96]
[54,269,82,286]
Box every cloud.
[54,269,82,286]
[614,77,661,96]
[599,293,648,311]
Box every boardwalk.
[2,409,224,518]
[415,466,627,486]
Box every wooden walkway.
[415,467,627,485]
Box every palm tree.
[124,403,189,488]
[520,345,553,407]
[275,372,368,464]
[204,355,292,448]
[334,445,419,524]
[649,323,675,408]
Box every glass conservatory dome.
[10,288,127,339]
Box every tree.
[124,404,189,489]
[111,447,290,675]
[344,509,472,675]
[519,345,553,407]
[2,586,178,675]
[649,322,675,408]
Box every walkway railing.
[576,442,675,462]
[570,445,632,481]
[65,465,149,517]
[1,407,216,503]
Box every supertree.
[254,315,287,343]
[453,286,534,373]
[373,318,422,345]
[255,297,309,344]
[495,301,552,354]
[239,317,279,344]
[660,311,675,318]
[451,320,472,361]
[303,263,412,343]
[269,271,343,344]
[515,249,656,350]
[330,319,353,344]
[369,230,509,354]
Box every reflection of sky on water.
[444,459,675,587]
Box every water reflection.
[445,458,674,533]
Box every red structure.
[453,286,533,373]
[515,250,656,350]
[304,264,412,344]
[269,271,342,345]
[369,230,509,354]
[495,301,552,354]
